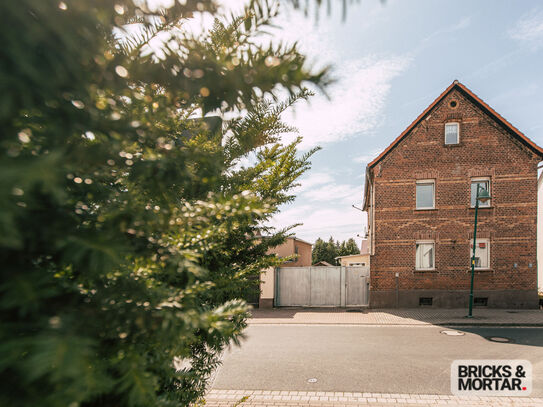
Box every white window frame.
[444,122,460,145]
[415,240,435,271]
[470,238,490,270]
[416,179,435,210]
[470,177,491,208]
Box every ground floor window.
[470,238,490,269]
[415,241,434,270]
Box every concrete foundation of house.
[370,289,539,309]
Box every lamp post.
[467,185,491,318]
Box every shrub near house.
[363,81,543,308]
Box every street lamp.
[467,185,491,318]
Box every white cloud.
[293,172,335,194]
[271,178,365,242]
[509,9,543,49]
[280,55,411,150]
[303,183,361,204]
[270,204,366,243]
[451,16,472,31]
[246,4,412,151]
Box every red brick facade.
[363,82,543,308]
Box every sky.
[250,0,543,246]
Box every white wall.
[260,267,275,300]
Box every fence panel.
[309,266,341,306]
[276,267,310,306]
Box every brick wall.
[368,87,541,308]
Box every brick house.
[267,237,313,268]
[363,80,543,308]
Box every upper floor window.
[470,238,490,270]
[445,123,459,145]
[470,178,491,208]
[416,241,435,270]
[416,180,435,209]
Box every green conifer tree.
[345,238,361,255]
[0,1,329,406]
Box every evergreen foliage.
[0,1,329,406]
[312,237,360,265]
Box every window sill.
[414,269,438,273]
[415,208,436,211]
[468,269,493,273]
[469,206,493,210]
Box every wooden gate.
[275,266,369,307]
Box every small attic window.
[445,123,459,145]
[449,100,458,108]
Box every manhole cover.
[307,378,317,383]
[441,330,465,336]
[486,336,512,343]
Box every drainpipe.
[371,176,376,255]
[395,272,399,308]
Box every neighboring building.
[313,260,334,266]
[363,80,543,308]
[268,237,313,267]
[336,240,370,267]
[259,237,313,308]
[336,254,368,267]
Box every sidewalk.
[248,308,543,326]
[205,389,543,407]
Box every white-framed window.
[445,122,459,145]
[470,238,490,270]
[416,241,435,270]
[416,180,435,209]
[470,178,491,208]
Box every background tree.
[337,240,347,256]
[329,236,340,263]
[344,238,360,255]
[0,1,329,406]
[311,237,328,264]
[312,236,360,264]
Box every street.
[211,325,543,396]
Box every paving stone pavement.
[204,389,543,407]
[248,308,543,326]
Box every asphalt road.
[212,325,543,396]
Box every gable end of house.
[362,80,543,211]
